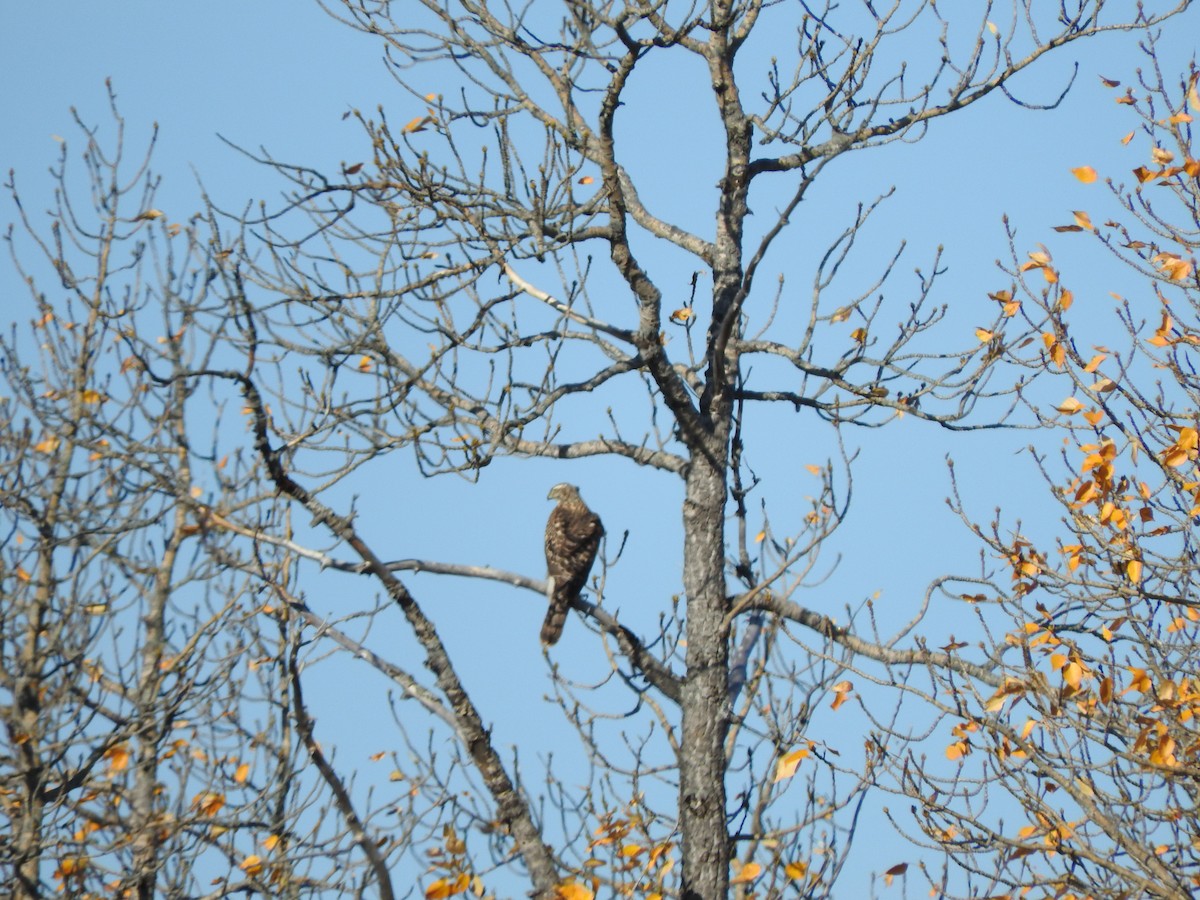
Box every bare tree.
[882,43,1200,900]
[0,91,355,900]
[3,2,1194,899]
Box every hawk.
[542,483,604,645]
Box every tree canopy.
[2,2,1198,899]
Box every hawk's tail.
[540,594,570,645]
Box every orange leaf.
[1071,166,1098,183]
[883,862,908,887]
[830,680,853,710]
[105,744,131,774]
[578,175,594,185]
[235,762,251,784]
[850,327,867,344]
[193,791,225,817]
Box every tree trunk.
[679,449,731,900]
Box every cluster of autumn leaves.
[924,68,1200,886]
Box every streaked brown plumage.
[542,483,603,645]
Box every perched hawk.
[542,483,604,645]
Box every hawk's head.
[548,483,581,502]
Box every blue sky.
[3,2,1198,895]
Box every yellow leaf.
[1063,661,1083,690]
[975,328,995,342]
[553,882,594,900]
[137,209,165,221]
[1189,73,1200,111]
[986,21,998,35]
[850,327,867,344]
[1121,130,1135,145]
[35,436,60,454]
[1071,166,1098,183]
[1126,559,1143,583]
[240,855,264,876]
[234,762,251,784]
[1056,397,1083,415]
[81,389,103,404]
[54,856,88,880]
[754,530,766,543]
[263,834,283,851]
[425,93,440,102]
[358,356,373,372]
[784,861,808,881]
[774,747,810,782]
[730,862,761,884]
[1073,210,1093,230]
[804,464,821,475]
[670,308,694,323]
